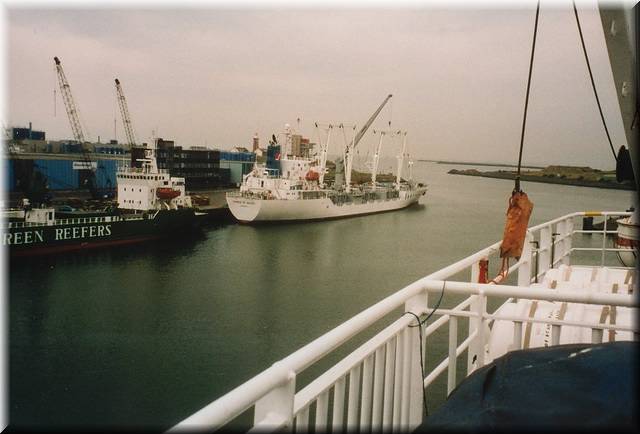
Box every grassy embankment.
[448,165,634,191]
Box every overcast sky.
[3,0,632,169]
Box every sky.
[1,0,634,169]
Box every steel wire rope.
[515,0,541,193]
[572,0,618,163]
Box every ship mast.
[395,130,408,190]
[314,123,333,187]
[370,130,386,188]
[340,124,357,193]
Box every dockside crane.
[54,56,86,144]
[115,78,137,147]
[54,56,106,200]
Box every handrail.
[169,236,520,430]
[151,211,639,431]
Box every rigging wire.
[572,0,618,161]
[572,0,618,163]
[515,0,541,193]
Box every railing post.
[347,365,361,430]
[404,291,428,430]
[253,366,296,432]
[447,316,458,396]
[591,328,604,344]
[473,290,486,370]
[467,261,481,374]
[554,221,565,267]
[601,216,607,266]
[539,226,551,278]
[510,321,523,351]
[564,217,573,265]
[518,232,534,287]
[551,324,561,346]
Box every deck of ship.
[168,210,637,432]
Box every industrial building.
[4,127,257,195]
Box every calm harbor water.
[7,162,633,430]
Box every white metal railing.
[169,211,637,432]
[226,190,334,201]
[2,214,149,229]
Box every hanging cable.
[404,311,428,417]
[515,0,541,193]
[403,280,447,417]
[572,0,618,163]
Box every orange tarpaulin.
[499,191,534,260]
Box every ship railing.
[227,190,334,200]
[117,167,170,175]
[52,216,115,225]
[5,221,47,229]
[39,215,146,226]
[168,211,637,433]
[6,221,31,229]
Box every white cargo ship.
[227,96,427,223]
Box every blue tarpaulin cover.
[419,341,637,432]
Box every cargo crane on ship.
[54,56,111,200]
[114,78,137,148]
[334,94,393,191]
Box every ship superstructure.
[116,142,192,211]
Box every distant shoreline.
[448,168,635,191]
[417,159,544,169]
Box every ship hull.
[5,208,204,257]
[226,187,427,223]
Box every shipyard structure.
[3,124,256,203]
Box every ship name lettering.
[54,224,113,241]
[3,230,45,245]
